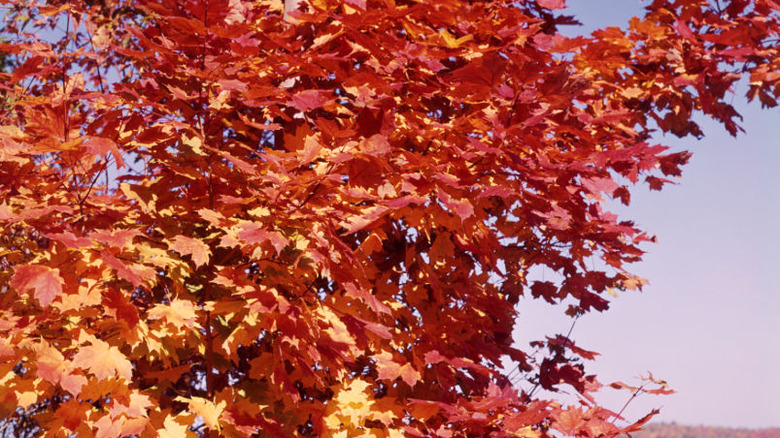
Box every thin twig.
[611,384,645,424]
[526,313,580,398]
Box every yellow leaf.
[147,299,200,330]
[119,183,157,214]
[16,391,38,408]
[439,29,473,48]
[621,87,644,99]
[158,414,196,438]
[324,379,376,429]
[317,306,357,352]
[182,135,205,155]
[176,396,226,431]
[136,243,180,269]
[247,206,270,218]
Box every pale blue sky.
[513,0,780,429]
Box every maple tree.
[0,0,777,436]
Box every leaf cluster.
[0,0,777,436]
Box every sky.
[512,0,780,429]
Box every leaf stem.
[611,384,645,424]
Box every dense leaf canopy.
[0,0,777,436]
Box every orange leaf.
[438,187,474,221]
[0,338,13,358]
[34,343,87,397]
[537,0,566,9]
[197,208,225,226]
[0,203,14,220]
[93,414,123,438]
[72,334,133,381]
[35,343,67,384]
[60,373,88,397]
[109,392,154,418]
[301,134,322,163]
[363,134,391,156]
[101,251,146,288]
[237,222,288,254]
[84,137,124,168]
[553,408,584,436]
[91,229,140,248]
[170,235,211,268]
[374,351,420,386]
[11,264,64,307]
[398,363,421,387]
[55,399,88,431]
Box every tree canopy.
[0,0,777,436]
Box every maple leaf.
[93,415,125,438]
[0,338,12,358]
[301,134,322,163]
[101,251,147,287]
[47,230,93,247]
[176,396,226,431]
[60,373,88,397]
[84,137,124,168]
[437,187,474,221]
[324,379,375,429]
[92,229,140,248]
[147,299,200,330]
[55,399,88,432]
[0,203,14,220]
[34,343,87,396]
[363,134,392,156]
[537,0,566,9]
[35,343,67,384]
[621,408,660,434]
[374,351,421,386]
[170,235,211,268]
[103,288,140,328]
[15,391,38,409]
[237,222,289,254]
[157,415,197,438]
[553,407,585,436]
[290,90,329,112]
[429,232,456,262]
[10,264,64,307]
[109,392,154,418]
[72,334,133,381]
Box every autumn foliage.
[0,0,777,436]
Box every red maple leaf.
[537,0,566,9]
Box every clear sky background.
[512,0,780,429]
